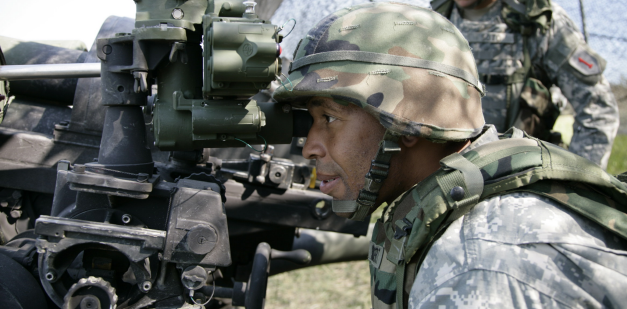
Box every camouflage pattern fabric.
[0,79,10,124]
[409,191,627,308]
[269,0,430,63]
[273,2,485,142]
[0,46,11,124]
[447,0,619,168]
[369,125,627,308]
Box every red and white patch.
[568,46,603,76]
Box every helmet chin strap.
[332,130,401,221]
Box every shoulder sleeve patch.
[545,14,607,85]
[568,45,605,76]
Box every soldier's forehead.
[306,97,353,113]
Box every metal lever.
[270,248,312,265]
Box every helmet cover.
[273,2,485,141]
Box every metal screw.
[45,271,55,281]
[121,214,132,224]
[171,8,184,20]
[282,104,291,113]
[141,280,152,292]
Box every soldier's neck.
[459,0,498,21]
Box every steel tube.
[0,63,101,80]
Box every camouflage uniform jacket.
[408,190,627,308]
[447,0,619,169]
[369,125,627,309]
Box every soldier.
[273,2,627,308]
[431,0,619,169]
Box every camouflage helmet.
[273,2,485,141]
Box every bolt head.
[172,8,184,20]
[45,271,55,281]
[141,281,152,292]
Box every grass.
[552,114,575,146]
[266,260,371,309]
[608,134,627,176]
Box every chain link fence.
[554,0,627,135]
[554,0,627,85]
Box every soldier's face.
[302,97,385,206]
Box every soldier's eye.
[324,114,338,123]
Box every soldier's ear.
[400,136,420,148]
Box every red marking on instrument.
[579,57,593,69]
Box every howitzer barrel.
[0,63,101,81]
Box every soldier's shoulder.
[549,2,578,26]
[545,2,584,42]
[542,3,606,83]
[411,191,627,308]
[465,191,618,245]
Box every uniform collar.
[460,125,500,155]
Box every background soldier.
[273,2,627,308]
[432,0,619,169]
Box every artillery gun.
[0,1,370,308]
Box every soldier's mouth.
[318,176,340,195]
